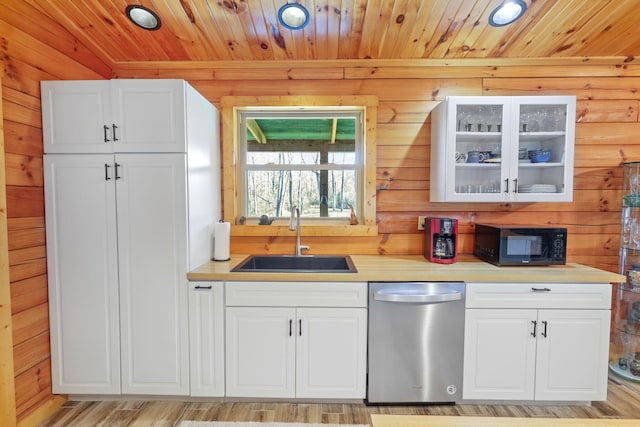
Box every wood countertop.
[187,254,626,283]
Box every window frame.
[237,109,363,222]
[221,95,378,237]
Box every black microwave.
[474,224,567,266]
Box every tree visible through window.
[238,110,363,220]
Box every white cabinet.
[224,282,368,399]
[44,80,220,396]
[41,79,188,153]
[188,282,225,397]
[430,96,576,202]
[463,283,612,402]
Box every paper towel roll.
[213,221,230,261]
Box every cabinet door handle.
[104,164,111,180]
[512,178,518,193]
[194,285,212,290]
[289,319,292,337]
[299,319,302,336]
[541,320,548,338]
[112,124,119,141]
[504,178,509,193]
[115,163,121,180]
[531,320,537,337]
[531,287,551,292]
[103,125,110,142]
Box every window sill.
[231,223,378,237]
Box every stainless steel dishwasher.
[367,281,466,404]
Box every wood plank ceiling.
[12,0,640,66]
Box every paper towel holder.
[213,219,231,262]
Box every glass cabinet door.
[513,98,573,201]
[450,101,508,201]
[430,95,575,203]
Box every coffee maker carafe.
[424,217,458,264]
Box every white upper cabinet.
[430,96,576,202]
[42,79,187,153]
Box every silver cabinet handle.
[513,178,518,193]
[104,164,111,181]
[112,124,119,141]
[115,163,121,180]
[103,125,110,142]
[531,287,551,292]
[504,178,509,193]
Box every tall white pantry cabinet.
[42,79,221,395]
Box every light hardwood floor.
[38,377,640,427]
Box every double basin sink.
[231,254,357,273]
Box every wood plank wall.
[111,63,633,274]
[1,2,637,425]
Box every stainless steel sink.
[231,254,357,273]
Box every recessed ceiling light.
[126,5,161,31]
[278,3,310,30]
[489,0,527,27]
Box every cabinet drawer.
[466,283,612,309]
[225,281,368,307]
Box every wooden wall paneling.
[10,275,48,316]
[13,358,51,419]
[0,77,18,427]
[3,121,43,157]
[483,77,640,99]
[576,100,638,123]
[11,303,49,347]
[13,332,49,377]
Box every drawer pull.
[194,285,212,290]
[531,287,551,292]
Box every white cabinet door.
[110,80,186,153]
[296,307,367,399]
[117,153,190,395]
[189,282,225,397]
[41,79,187,154]
[44,154,121,394]
[463,308,537,400]
[535,309,610,401]
[41,81,112,154]
[225,307,296,398]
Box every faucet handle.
[300,245,310,254]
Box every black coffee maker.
[424,217,458,264]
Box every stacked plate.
[518,184,557,193]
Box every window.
[238,110,362,221]
[221,96,377,237]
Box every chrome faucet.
[289,206,310,256]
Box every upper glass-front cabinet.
[430,96,576,202]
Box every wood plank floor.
[38,377,640,427]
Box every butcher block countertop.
[187,254,625,283]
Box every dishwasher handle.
[374,290,463,303]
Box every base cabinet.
[224,282,368,399]
[463,283,611,402]
[188,282,225,397]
